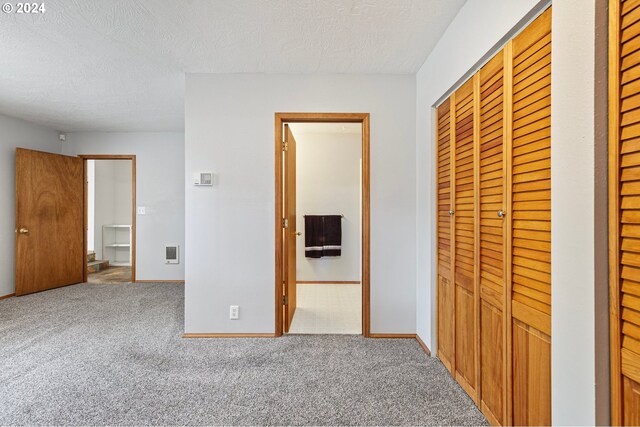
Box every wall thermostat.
[193,172,214,186]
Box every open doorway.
[82,155,136,284]
[275,113,370,337]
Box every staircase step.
[87,251,96,263]
[88,259,109,273]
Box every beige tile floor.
[288,283,362,334]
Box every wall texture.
[87,160,95,252]
[0,113,60,297]
[292,129,361,283]
[185,73,416,334]
[63,132,185,281]
[551,0,603,424]
[93,160,133,263]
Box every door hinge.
[282,218,288,229]
[282,141,288,151]
[283,295,288,305]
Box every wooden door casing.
[15,148,84,296]
[273,113,371,337]
[610,0,640,423]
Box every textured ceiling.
[0,0,466,132]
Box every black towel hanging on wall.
[304,215,342,258]
[304,216,323,258]
[322,215,342,256]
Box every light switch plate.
[137,207,146,215]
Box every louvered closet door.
[437,98,455,373]
[478,50,507,426]
[509,8,552,426]
[453,79,477,400]
[611,0,640,424]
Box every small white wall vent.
[193,172,213,186]
[165,245,179,264]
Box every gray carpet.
[0,282,487,426]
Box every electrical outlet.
[229,305,239,320]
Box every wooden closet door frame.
[273,113,370,337]
[450,93,457,374]
[503,41,515,425]
[79,155,137,284]
[473,73,482,407]
[608,0,622,423]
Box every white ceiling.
[0,0,466,132]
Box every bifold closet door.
[435,8,551,426]
[509,8,552,426]
[453,79,478,400]
[610,0,640,424]
[478,50,507,426]
[437,98,455,373]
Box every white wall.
[93,160,132,263]
[63,132,185,281]
[551,0,601,424]
[87,160,95,252]
[0,114,60,297]
[415,0,544,354]
[292,129,361,282]
[185,73,416,334]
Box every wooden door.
[15,148,84,296]
[509,8,552,425]
[478,50,508,426]
[454,79,478,401]
[610,0,640,423]
[283,125,297,332]
[437,98,456,373]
